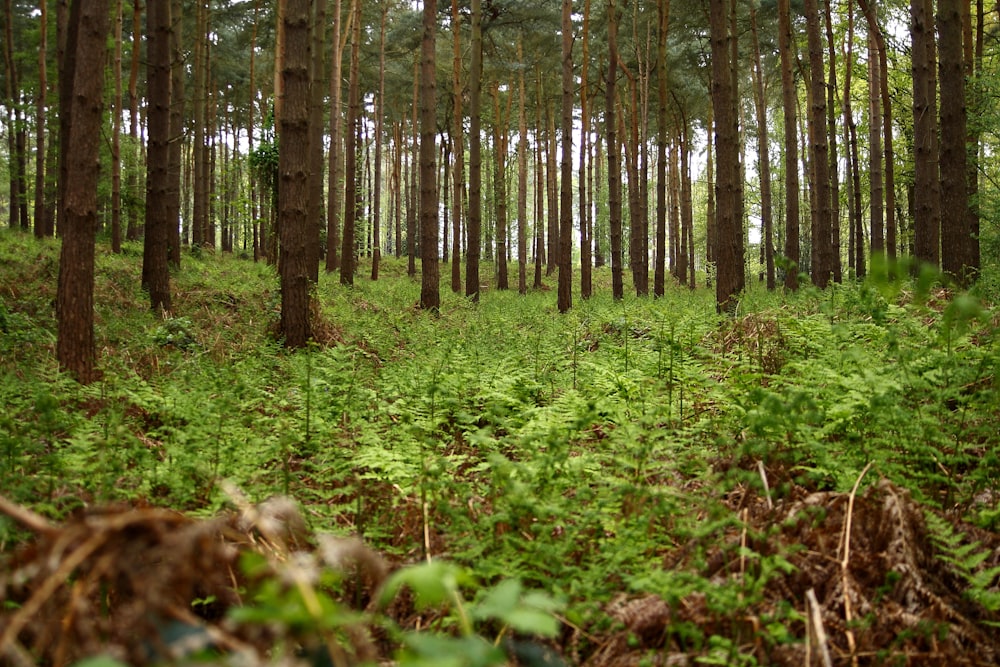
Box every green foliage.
[2,232,1000,663]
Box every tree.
[340,0,361,286]
[56,0,110,383]
[579,0,594,299]
[557,0,573,313]
[654,0,669,297]
[325,0,346,273]
[778,0,800,290]
[804,0,833,288]
[911,0,940,267]
[279,0,313,347]
[749,3,775,290]
[143,0,173,315]
[418,0,440,311]
[709,0,744,312]
[937,0,973,284]
[167,0,184,269]
[450,0,464,293]
[371,2,388,281]
[606,0,624,301]
[34,0,50,240]
[466,0,483,302]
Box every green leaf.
[379,560,474,610]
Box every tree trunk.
[557,0,573,312]
[167,0,184,268]
[937,0,972,284]
[804,0,833,288]
[340,0,361,286]
[279,0,313,347]
[325,0,346,273]
[492,84,509,291]
[307,0,326,282]
[823,0,841,282]
[579,0,593,299]
[419,0,440,310]
[451,0,464,293]
[654,0,669,297]
[606,0,623,301]
[778,0,800,290]
[911,0,941,267]
[710,0,744,312]
[35,0,50,240]
[867,29,884,264]
[466,0,483,300]
[371,2,387,281]
[57,0,109,383]
[749,4,775,290]
[143,0,173,314]
[517,38,528,295]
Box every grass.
[2,228,999,664]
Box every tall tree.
[56,0,110,383]
[778,0,800,290]
[804,0,833,287]
[419,0,440,310]
[517,37,528,295]
[710,0,744,311]
[493,84,510,291]
[143,0,173,314]
[937,0,974,284]
[192,0,210,247]
[371,1,388,281]
[167,0,184,268]
[606,0,624,301]
[307,0,327,282]
[654,0,669,297]
[749,3,775,290]
[340,0,361,286]
[911,0,941,267]
[579,0,594,299]
[34,0,50,240]
[279,0,313,347]
[557,0,573,313]
[866,28,884,262]
[126,0,141,240]
[450,0,464,293]
[466,0,483,301]
[325,0,347,273]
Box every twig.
[0,494,56,536]
[756,460,773,510]
[805,588,833,667]
[839,461,873,667]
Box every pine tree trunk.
[466,0,483,300]
[57,0,109,383]
[911,0,941,267]
[340,0,361,285]
[419,0,440,310]
[804,0,833,288]
[279,0,313,347]
[557,0,573,312]
[778,0,800,290]
[451,0,464,293]
[606,0,624,301]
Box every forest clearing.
[1,231,999,665]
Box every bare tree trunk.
[557,0,573,312]
[750,4,774,290]
[579,0,594,299]
[167,0,184,268]
[911,0,941,267]
[804,0,833,288]
[143,0,173,314]
[778,0,800,290]
[451,0,464,293]
[606,0,624,301]
[517,38,528,295]
[340,0,361,285]
[419,0,440,310]
[710,0,744,312]
[325,0,346,272]
[466,0,483,300]
[57,0,109,383]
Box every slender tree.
[372,1,388,281]
[710,0,744,312]
[749,3,775,290]
[466,0,483,301]
[419,0,440,310]
[325,0,347,273]
[557,0,573,312]
[340,0,362,286]
[143,0,173,314]
[517,37,528,295]
[937,0,973,284]
[279,0,313,347]
[579,0,593,299]
[34,0,50,239]
[804,0,833,287]
[56,0,110,383]
[912,0,941,267]
[167,0,184,268]
[778,0,800,290]
[451,0,463,293]
[606,0,623,301]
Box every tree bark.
[279,0,313,347]
[750,4,775,290]
[419,0,440,310]
[143,0,173,315]
[710,0,744,312]
[804,0,833,288]
[451,0,464,293]
[911,0,941,267]
[778,0,800,290]
[466,0,483,301]
[340,0,361,285]
[606,0,623,301]
[557,0,573,312]
[57,0,109,383]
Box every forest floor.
[1,230,1000,666]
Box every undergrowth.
[1,229,999,665]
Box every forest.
[2,0,1000,665]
